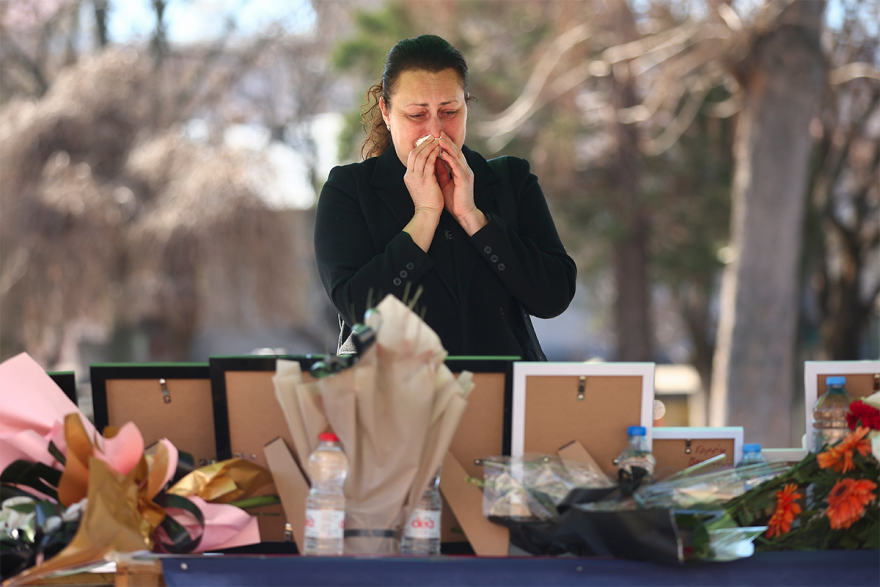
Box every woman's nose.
[427,116,442,137]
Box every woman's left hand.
[437,132,487,236]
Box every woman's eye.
[443,110,457,117]
[408,114,424,120]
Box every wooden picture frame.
[209,354,325,546]
[89,363,215,467]
[511,362,655,478]
[437,356,515,551]
[47,370,77,406]
[804,361,880,451]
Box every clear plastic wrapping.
[481,454,614,520]
[636,461,790,509]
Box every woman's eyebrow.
[404,100,461,107]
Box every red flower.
[847,401,880,431]
[766,483,802,538]
[826,478,877,530]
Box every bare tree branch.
[829,62,880,84]
[641,81,709,156]
[474,23,592,138]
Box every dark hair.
[361,35,473,159]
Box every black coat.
[314,145,577,357]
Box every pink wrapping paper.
[186,496,262,551]
[0,351,260,572]
[0,353,96,472]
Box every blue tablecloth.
[161,549,879,586]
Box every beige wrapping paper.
[273,295,473,554]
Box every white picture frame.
[651,426,744,467]
[804,360,880,452]
[511,362,655,457]
[763,448,808,463]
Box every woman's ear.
[379,97,390,128]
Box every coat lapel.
[455,148,502,304]
[370,147,414,229]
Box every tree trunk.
[709,1,826,447]
[94,0,109,47]
[610,2,652,362]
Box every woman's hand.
[437,132,487,236]
[402,136,443,251]
[404,136,444,215]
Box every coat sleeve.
[467,156,576,319]
[314,165,434,328]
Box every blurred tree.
[802,0,880,362]
[0,0,82,100]
[0,0,353,367]
[709,0,827,447]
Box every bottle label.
[403,509,441,540]
[304,509,345,540]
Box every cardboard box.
[511,362,655,478]
[651,426,743,480]
[89,363,215,467]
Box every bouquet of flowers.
[724,392,880,551]
[0,353,274,585]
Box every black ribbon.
[152,493,205,554]
[0,460,61,503]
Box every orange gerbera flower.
[766,483,802,538]
[826,478,877,530]
[816,427,871,473]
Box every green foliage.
[332,3,414,74]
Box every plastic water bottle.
[400,469,441,555]
[736,444,767,468]
[616,426,656,480]
[736,443,773,490]
[812,376,851,453]
[303,432,348,555]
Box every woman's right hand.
[402,136,443,252]
[403,136,444,215]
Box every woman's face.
[380,68,467,166]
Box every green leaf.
[227,495,280,510]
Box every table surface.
[160,549,880,587]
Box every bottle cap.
[825,376,846,386]
[742,443,762,453]
[627,425,646,436]
[319,432,339,442]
